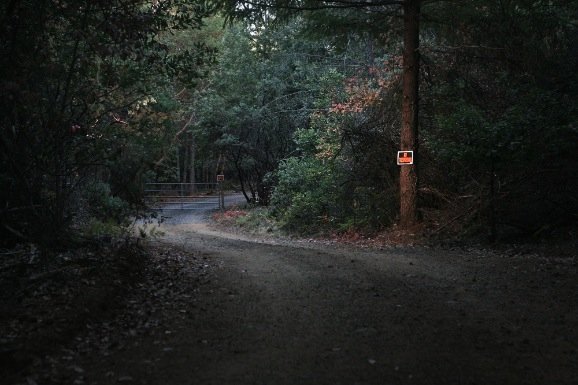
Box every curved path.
[50,202,578,385]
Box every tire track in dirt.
[51,210,577,385]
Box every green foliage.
[242,30,400,234]
[271,119,398,233]
[234,207,279,235]
[195,19,333,203]
[0,0,214,246]
[83,182,130,226]
[210,0,577,240]
[419,0,578,236]
[271,156,338,232]
[3,0,573,244]
[83,218,126,239]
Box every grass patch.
[213,206,280,236]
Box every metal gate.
[144,183,223,210]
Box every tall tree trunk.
[399,0,420,228]
[190,132,196,188]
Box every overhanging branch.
[226,0,403,12]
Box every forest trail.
[19,210,578,385]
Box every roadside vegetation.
[212,205,280,237]
[3,1,575,251]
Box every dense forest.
[1,0,576,247]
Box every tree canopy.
[1,0,576,245]
[0,0,214,245]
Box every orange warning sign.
[397,151,414,165]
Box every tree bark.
[399,0,420,228]
[188,131,196,194]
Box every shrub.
[79,182,132,239]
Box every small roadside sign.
[397,151,414,165]
[217,174,224,182]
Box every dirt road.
[21,209,577,385]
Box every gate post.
[216,175,225,211]
[219,182,224,211]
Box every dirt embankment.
[3,217,577,385]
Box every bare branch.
[230,0,403,12]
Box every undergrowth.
[212,206,280,236]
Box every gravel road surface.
[30,198,577,385]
